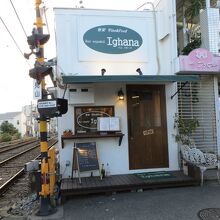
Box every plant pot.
[63,132,73,137]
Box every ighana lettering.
[107,37,140,48]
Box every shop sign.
[75,106,114,134]
[179,48,220,72]
[83,25,143,54]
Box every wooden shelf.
[61,132,124,148]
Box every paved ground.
[63,182,220,220]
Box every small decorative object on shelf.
[100,163,105,179]
[63,129,73,137]
[106,163,110,177]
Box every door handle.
[143,129,154,136]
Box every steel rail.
[0,139,38,153]
[0,138,36,149]
[0,139,58,196]
[0,144,40,166]
[0,138,56,166]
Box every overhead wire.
[0,17,31,67]
[9,0,28,38]
[43,5,50,34]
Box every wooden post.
[72,145,82,184]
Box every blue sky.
[0,0,152,113]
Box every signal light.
[27,32,50,50]
[29,66,53,84]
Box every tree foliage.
[0,121,18,135]
[0,133,12,142]
[0,121,21,142]
[184,0,217,24]
[182,37,201,55]
[181,0,217,54]
[184,0,205,24]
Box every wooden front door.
[127,85,169,169]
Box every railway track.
[0,138,31,147]
[0,138,58,196]
[0,138,38,154]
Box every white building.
[53,0,203,179]
[0,104,39,138]
[0,111,23,135]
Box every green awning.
[62,75,200,84]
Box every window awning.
[62,75,200,84]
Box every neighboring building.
[176,2,220,156]
[0,111,22,134]
[0,104,40,137]
[22,104,38,137]
[47,117,58,137]
[54,0,200,179]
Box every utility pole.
[25,1,68,216]
[34,0,56,216]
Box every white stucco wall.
[58,83,178,178]
[54,2,179,178]
[54,8,174,77]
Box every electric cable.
[0,16,31,67]
[62,84,68,99]
[43,5,50,34]
[9,0,28,38]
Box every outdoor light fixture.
[136,68,143,75]
[101,68,106,76]
[118,88,124,100]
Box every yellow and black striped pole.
[34,0,56,216]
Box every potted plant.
[63,129,73,137]
[174,114,199,146]
[174,114,200,175]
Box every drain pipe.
[137,2,160,75]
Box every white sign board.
[78,16,149,62]
[33,79,42,100]
[38,100,57,109]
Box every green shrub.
[13,132,21,140]
[1,133,12,142]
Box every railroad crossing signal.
[24,28,50,59]
[27,28,50,50]
[29,65,53,84]
[27,0,57,216]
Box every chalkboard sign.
[75,142,99,172]
[75,106,114,134]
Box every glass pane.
[153,90,161,127]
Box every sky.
[0,0,153,114]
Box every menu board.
[75,106,114,134]
[98,117,120,131]
[76,142,99,172]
